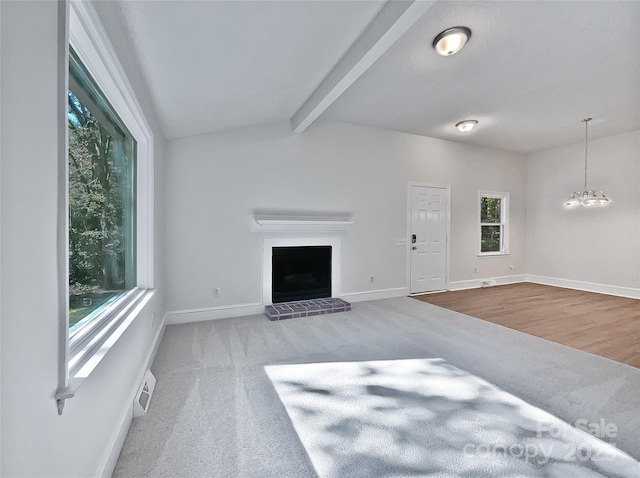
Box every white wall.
[164,120,527,318]
[526,129,640,296]
[0,0,3,469]
[0,2,166,477]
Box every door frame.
[406,182,451,295]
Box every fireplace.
[262,237,341,306]
[272,246,331,303]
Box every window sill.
[478,252,510,258]
[56,288,155,413]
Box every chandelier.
[564,118,610,208]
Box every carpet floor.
[113,298,640,477]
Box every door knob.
[412,246,417,250]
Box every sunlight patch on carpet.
[265,358,639,478]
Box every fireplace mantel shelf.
[251,215,353,233]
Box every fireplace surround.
[262,237,341,306]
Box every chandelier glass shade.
[565,190,610,208]
[564,118,610,208]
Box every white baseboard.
[166,274,637,328]
[449,275,527,291]
[99,312,168,478]
[167,289,411,324]
[526,275,640,299]
[341,287,409,302]
[448,274,639,299]
[166,302,264,325]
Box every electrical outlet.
[213,287,221,297]
[474,267,477,273]
[370,276,375,283]
[396,238,407,246]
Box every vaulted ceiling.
[118,0,640,153]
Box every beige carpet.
[113,297,640,477]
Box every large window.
[479,191,509,255]
[68,48,137,332]
[57,0,154,414]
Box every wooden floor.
[413,283,640,368]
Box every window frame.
[67,50,138,333]
[57,0,154,413]
[478,190,510,257]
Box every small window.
[68,48,137,333]
[479,191,509,255]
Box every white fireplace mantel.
[250,214,353,233]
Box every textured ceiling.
[324,0,640,153]
[117,0,640,153]
[118,0,385,139]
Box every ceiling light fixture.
[564,117,610,208]
[455,120,478,133]
[433,27,472,56]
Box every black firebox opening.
[272,246,331,303]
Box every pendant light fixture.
[564,118,610,208]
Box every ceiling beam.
[290,0,436,134]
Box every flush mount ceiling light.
[433,26,472,56]
[564,118,611,208]
[455,120,478,133]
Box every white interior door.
[410,185,449,294]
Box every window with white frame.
[57,0,154,413]
[68,47,137,333]
[479,191,509,255]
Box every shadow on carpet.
[265,358,639,478]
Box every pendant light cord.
[582,117,591,191]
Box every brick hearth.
[265,298,351,321]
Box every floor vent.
[133,370,156,417]
[481,279,497,288]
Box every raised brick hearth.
[265,298,351,321]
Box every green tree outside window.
[68,49,136,330]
